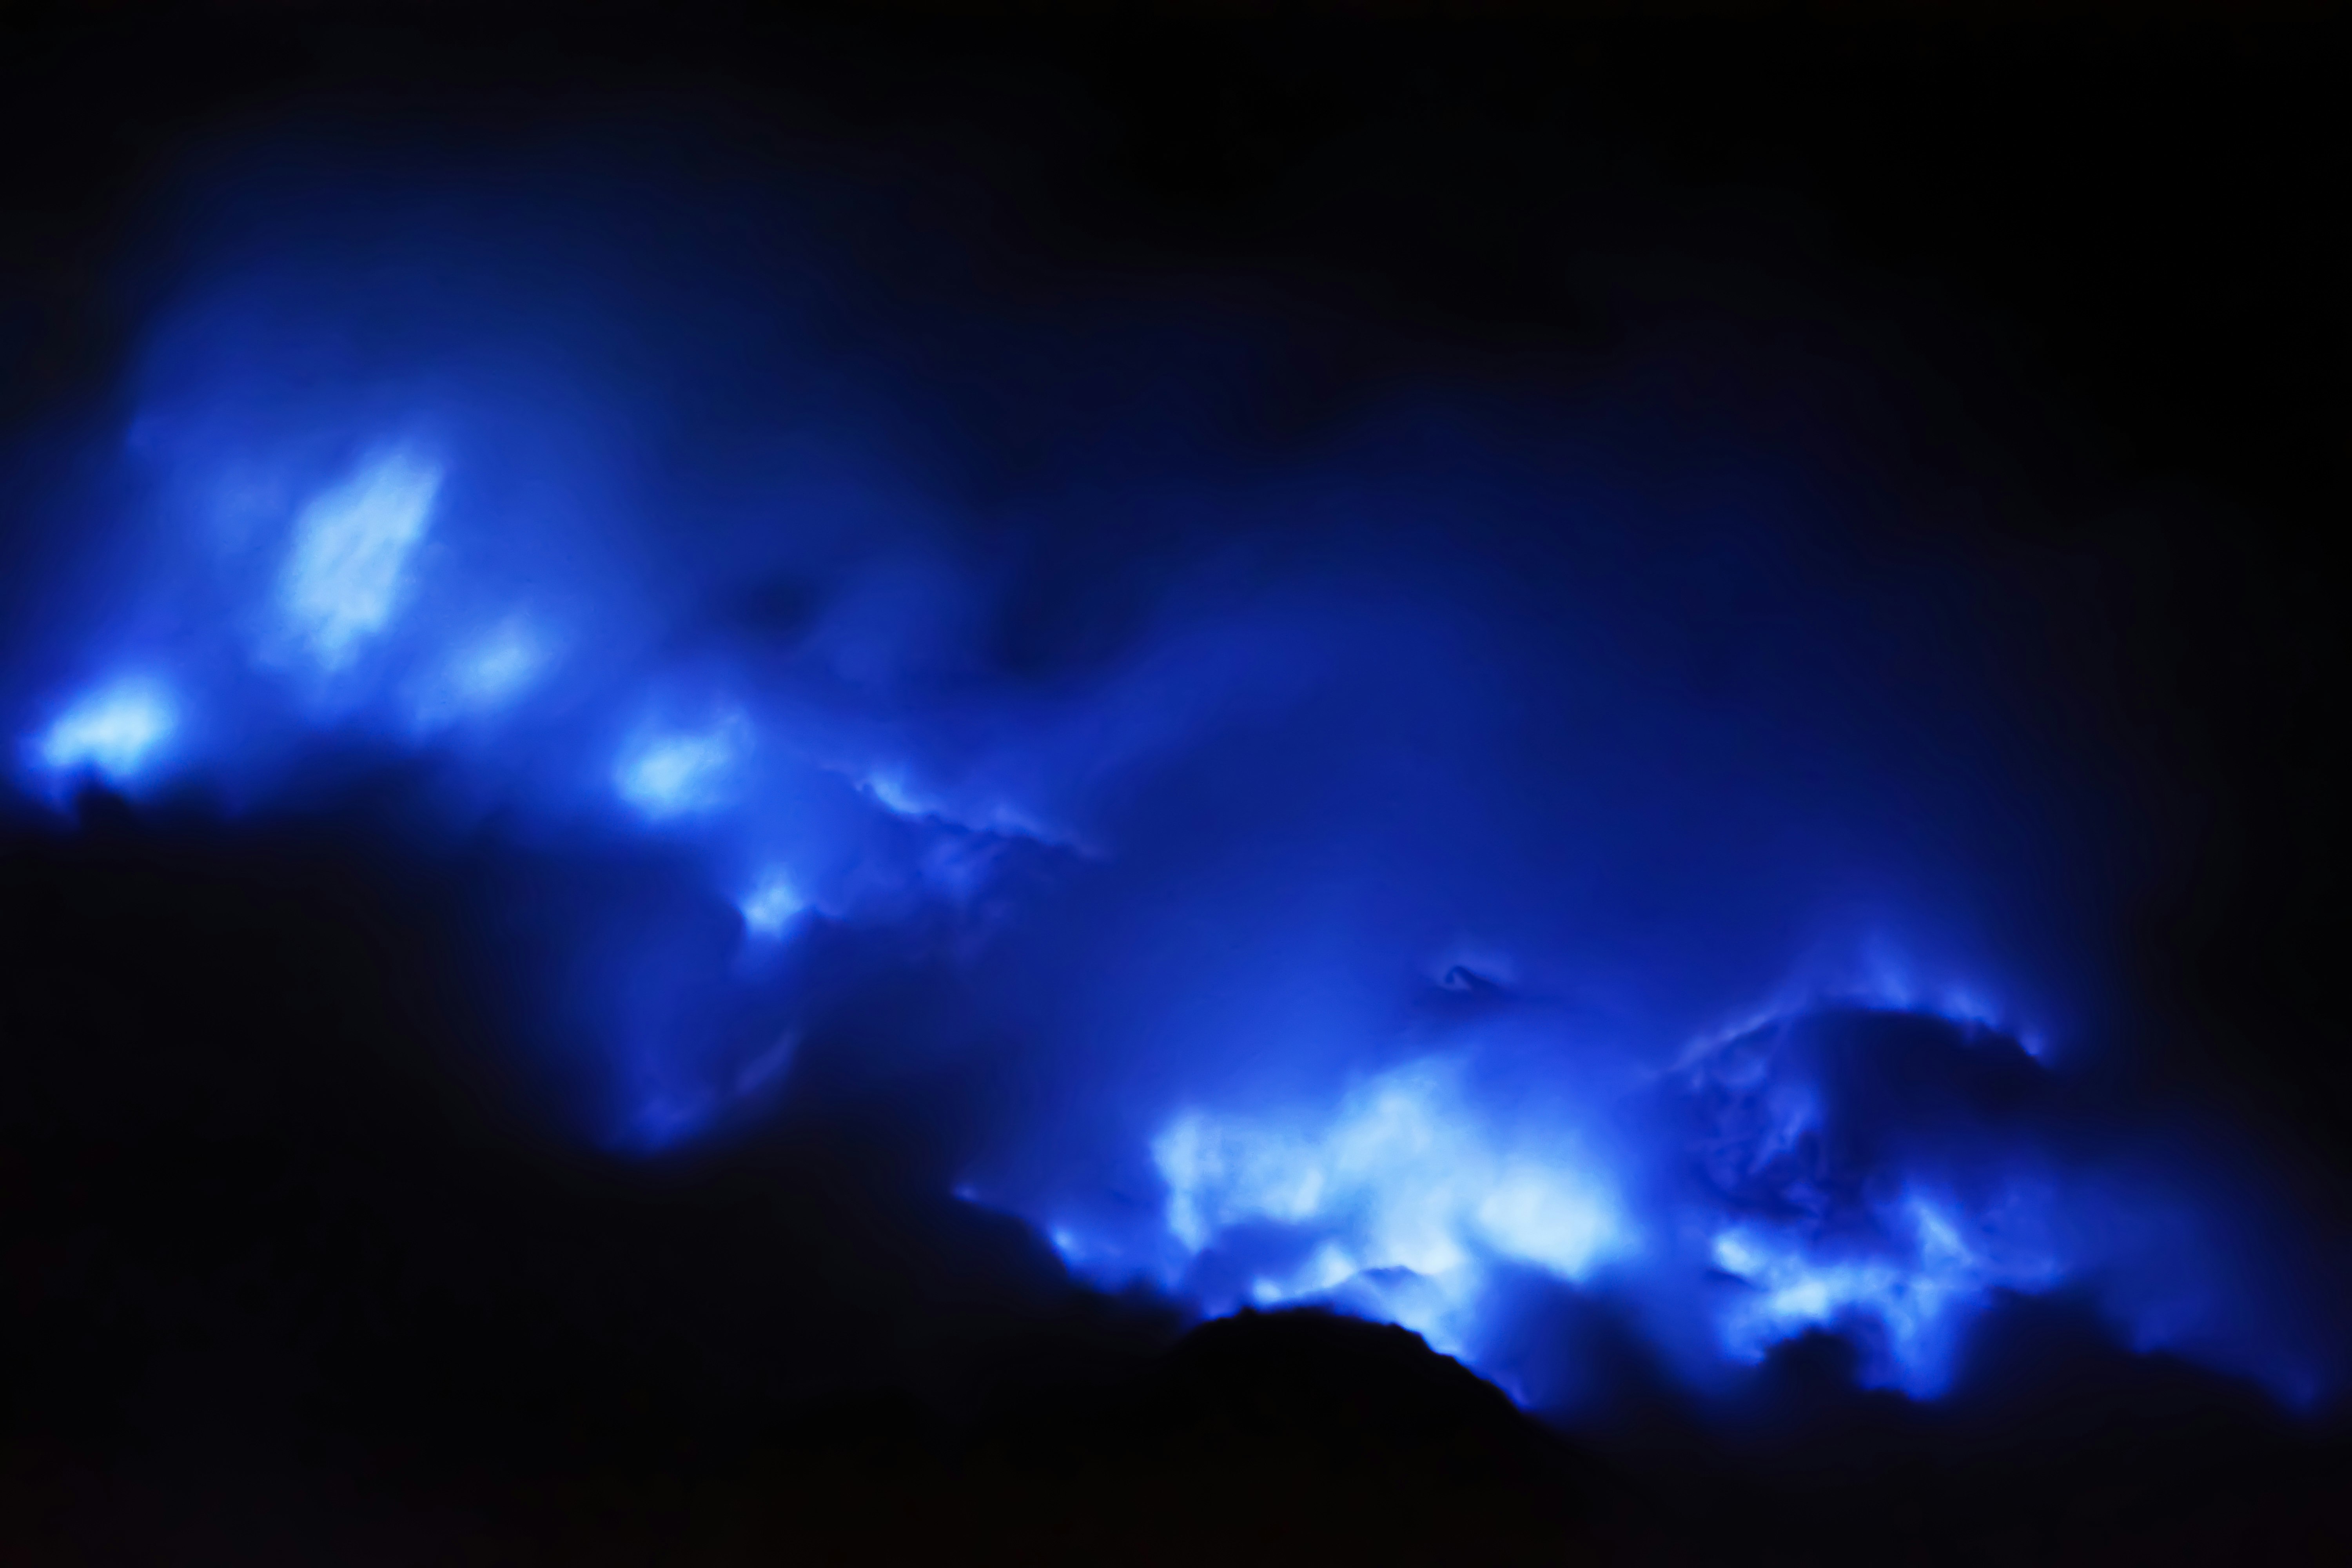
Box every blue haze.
[4,128,2340,1418]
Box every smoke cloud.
[5,115,2341,1424]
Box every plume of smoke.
[3,121,2340,1421]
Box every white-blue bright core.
[277,448,443,672]
[32,680,177,786]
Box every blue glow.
[1076,1005,2087,1390]
[428,617,550,719]
[739,871,806,937]
[1144,1058,1629,1354]
[4,131,2339,1426]
[30,680,177,787]
[614,715,750,820]
[1707,1191,2061,1396]
[276,448,443,672]
[861,771,928,820]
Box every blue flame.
[415,615,551,725]
[3,130,2340,1422]
[1705,1191,2062,1396]
[739,870,807,938]
[1146,1058,1630,1354]
[615,713,752,820]
[28,679,178,789]
[275,448,443,673]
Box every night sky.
[3,4,2347,1562]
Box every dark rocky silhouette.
[4,791,2346,1563]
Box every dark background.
[3,4,2345,1561]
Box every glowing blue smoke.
[275,448,443,673]
[1705,1193,2061,1396]
[414,615,552,726]
[1145,1058,1630,1356]
[27,679,178,790]
[3,131,2340,1421]
[615,713,753,820]
[739,870,807,938]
